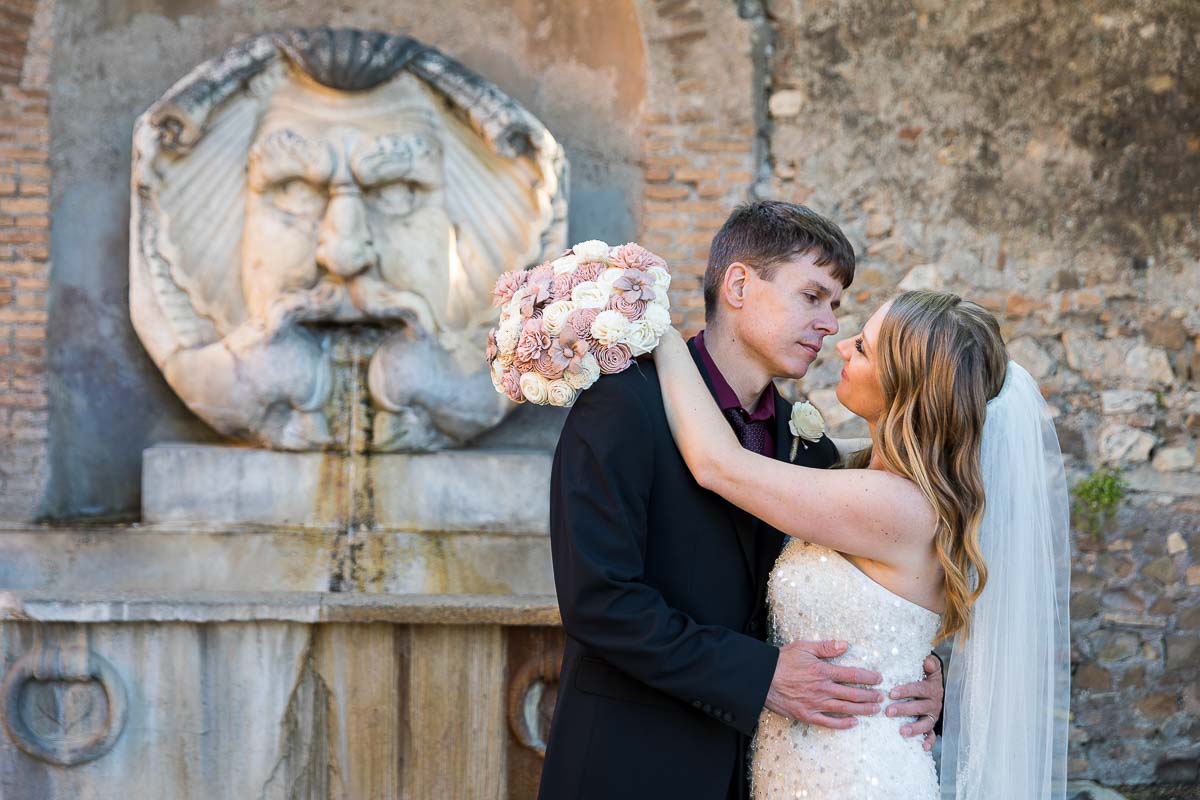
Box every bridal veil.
[939,361,1071,799]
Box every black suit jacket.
[539,343,840,800]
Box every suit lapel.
[687,338,757,587]
[773,392,793,464]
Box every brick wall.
[636,0,760,335]
[0,0,50,521]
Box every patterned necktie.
[723,408,769,455]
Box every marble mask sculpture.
[131,28,567,451]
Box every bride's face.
[835,300,889,422]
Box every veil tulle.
[939,361,1071,799]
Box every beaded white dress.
[751,539,942,800]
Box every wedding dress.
[750,362,1070,800]
[751,539,940,799]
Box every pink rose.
[499,365,524,403]
[610,294,646,322]
[611,243,667,273]
[550,272,575,300]
[592,343,633,375]
[566,308,599,341]
[529,263,554,284]
[492,270,529,307]
[515,318,552,365]
[534,353,565,381]
[612,268,657,303]
[574,261,603,283]
[485,328,499,362]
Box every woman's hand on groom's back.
[764,640,884,729]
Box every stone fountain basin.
[0,445,563,797]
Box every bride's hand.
[886,655,943,752]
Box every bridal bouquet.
[487,241,673,407]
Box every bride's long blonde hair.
[849,290,1008,643]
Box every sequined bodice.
[751,540,941,799]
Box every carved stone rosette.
[130,28,568,452]
[1,642,129,767]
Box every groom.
[539,202,943,799]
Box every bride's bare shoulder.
[842,467,939,544]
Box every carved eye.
[368,181,418,217]
[270,179,326,218]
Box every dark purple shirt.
[694,330,776,457]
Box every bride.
[653,289,1070,799]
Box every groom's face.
[736,252,843,380]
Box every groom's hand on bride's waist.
[763,640,884,730]
[885,655,944,752]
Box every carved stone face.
[130,29,567,452]
[242,74,453,337]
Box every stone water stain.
[318,326,383,593]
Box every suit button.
[702,703,712,714]
[723,712,735,723]
[692,699,702,709]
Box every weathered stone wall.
[759,0,1200,784]
[0,0,50,522]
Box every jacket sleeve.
[550,368,779,736]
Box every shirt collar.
[694,330,776,423]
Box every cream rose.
[623,320,659,356]
[651,289,671,310]
[519,372,551,405]
[552,253,581,275]
[647,265,671,292]
[789,401,826,441]
[571,281,609,309]
[597,267,624,294]
[573,240,612,264]
[591,309,632,349]
[563,353,601,391]
[496,317,522,355]
[642,303,671,336]
[541,300,576,336]
[547,380,579,407]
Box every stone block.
[143,445,552,535]
[1153,445,1196,472]
[1142,556,1176,585]
[1009,337,1056,379]
[1100,390,1155,415]
[1098,424,1156,466]
[898,264,943,291]
[768,89,806,118]
[1166,634,1199,670]
[1074,662,1112,692]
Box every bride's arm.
[653,328,931,562]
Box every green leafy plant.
[1072,467,1129,538]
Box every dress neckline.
[796,541,943,619]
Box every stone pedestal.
[143,445,553,535]
[0,592,562,800]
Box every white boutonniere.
[788,400,826,461]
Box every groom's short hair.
[703,201,855,320]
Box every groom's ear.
[722,262,750,312]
